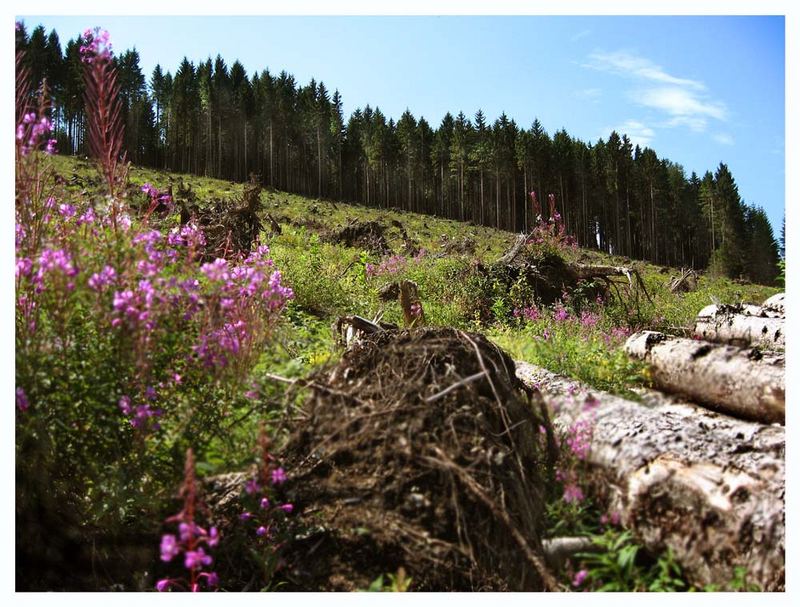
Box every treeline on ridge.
[16,22,781,284]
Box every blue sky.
[19,15,785,233]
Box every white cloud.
[635,87,727,122]
[585,51,704,90]
[584,50,727,134]
[602,119,655,148]
[576,87,602,102]
[663,116,709,132]
[571,29,591,42]
[713,133,735,146]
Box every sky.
[17,15,786,233]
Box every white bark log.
[515,361,785,591]
[625,331,784,424]
[762,292,785,316]
[694,304,784,349]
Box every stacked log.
[624,331,785,424]
[515,362,785,591]
[694,294,785,350]
[763,292,785,316]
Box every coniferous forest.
[15,22,781,284]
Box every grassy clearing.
[47,155,778,591]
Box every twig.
[421,448,557,591]
[424,371,487,403]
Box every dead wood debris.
[262,327,556,591]
[669,268,699,293]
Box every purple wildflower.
[563,483,584,504]
[566,419,593,460]
[16,387,29,412]
[160,534,180,562]
[572,569,588,587]
[184,548,213,570]
[155,579,172,592]
[271,467,287,486]
[245,478,259,495]
[118,395,132,415]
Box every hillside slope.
[52,154,778,396]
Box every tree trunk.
[625,331,784,424]
[694,304,785,350]
[762,292,785,316]
[515,361,785,591]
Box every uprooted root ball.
[276,327,556,591]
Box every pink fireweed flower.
[410,302,422,317]
[566,418,593,460]
[245,478,259,495]
[580,311,598,328]
[45,138,58,154]
[239,511,252,521]
[160,534,180,562]
[201,258,230,283]
[522,306,541,322]
[184,548,213,570]
[16,257,33,279]
[88,265,116,291]
[36,248,78,281]
[157,449,219,591]
[572,569,588,587]
[118,395,132,415]
[80,27,112,63]
[270,467,287,486]
[58,203,76,219]
[78,207,96,225]
[256,526,268,537]
[280,503,294,514]
[16,387,29,412]
[553,304,569,322]
[15,222,26,249]
[260,497,270,509]
[563,483,584,504]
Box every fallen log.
[762,292,785,316]
[694,304,784,349]
[515,361,785,591]
[625,331,784,424]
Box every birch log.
[762,292,785,316]
[694,304,784,349]
[625,331,785,424]
[515,361,785,591]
